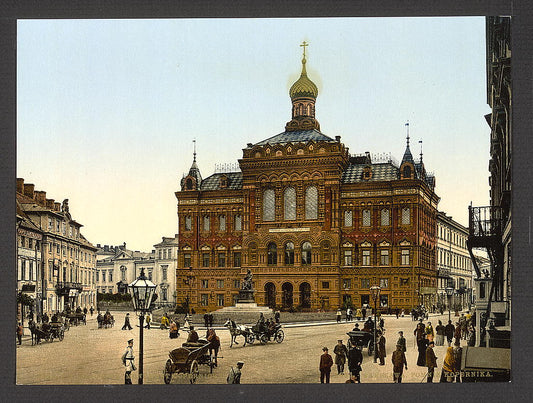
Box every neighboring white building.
[95,236,179,308]
[436,211,474,311]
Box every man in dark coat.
[319,347,333,383]
[187,325,199,343]
[377,331,386,365]
[445,320,455,346]
[391,344,408,383]
[204,313,209,328]
[361,307,367,321]
[396,331,407,353]
[417,335,429,366]
[333,339,349,375]
[348,345,363,383]
[425,341,438,382]
[209,313,214,327]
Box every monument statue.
[241,269,253,291]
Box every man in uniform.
[122,339,136,384]
[227,361,244,384]
[319,347,333,383]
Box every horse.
[28,321,45,345]
[206,328,221,366]
[223,319,249,348]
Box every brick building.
[175,46,439,313]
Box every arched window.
[284,187,296,220]
[362,209,371,227]
[380,209,390,226]
[401,207,410,225]
[234,214,242,231]
[301,242,312,265]
[344,210,353,227]
[248,242,258,265]
[203,215,210,231]
[186,178,193,189]
[321,241,331,264]
[263,189,275,221]
[305,186,318,220]
[219,215,226,231]
[184,216,192,231]
[284,242,295,265]
[267,242,277,265]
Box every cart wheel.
[246,334,255,344]
[189,360,199,384]
[163,359,172,384]
[59,330,64,341]
[260,334,269,344]
[274,329,284,343]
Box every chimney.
[23,183,35,199]
[16,178,24,194]
[35,191,47,205]
[54,202,61,211]
[335,136,341,142]
[46,199,55,209]
[97,243,101,248]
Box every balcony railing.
[55,281,83,295]
[469,205,502,238]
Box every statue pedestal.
[214,288,272,319]
[237,289,256,303]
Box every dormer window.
[402,165,412,179]
[220,176,228,188]
[186,178,194,190]
[363,166,372,180]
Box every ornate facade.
[175,46,439,313]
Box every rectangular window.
[234,214,242,231]
[401,250,410,265]
[203,215,210,231]
[159,250,162,259]
[201,294,209,306]
[163,249,167,259]
[380,278,389,288]
[49,242,52,253]
[217,294,224,307]
[362,209,371,227]
[343,250,352,266]
[183,253,191,268]
[219,215,226,231]
[161,288,168,301]
[28,238,33,249]
[233,252,241,267]
[343,278,351,289]
[380,250,389,266]
[185,216,192,231]
[217,279,224,288]
[48,218,53,230]
[102,271,106,282]
[361,278,370,289]
[201,279,209,289]
[109,270,113,282]
[321,281,330,289]
[218,253,226,267]
[148,269,152,281]
[57,244,60,254]
[162,266,168,281]
[362,250,371,266]
[96,270,99,282]
[202,253,210,267]
[234,280,241,289]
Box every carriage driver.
[122,339,136,384]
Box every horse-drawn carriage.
[163,340,215,384]
[29,321,65,345]
[246,323,284,345]
[97,312,114,329]
[347,330,374,356]
[66,312,86,326]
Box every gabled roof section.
[200,172,242,191]
[253,129,335,146]
[342,162,399,183]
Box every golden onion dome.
[289,57,318,99]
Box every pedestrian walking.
[16,322,23,345]
[396,331,406,353]
[425,341,438,382]
[454,322,462,344]
[275,310,280,324]
[209,313,214,327]
[227,361,244,384]
[425,321,434,342]
[445,320,455,346]
[391,344,408,383]
[333,339,349,375]
[347,345,363,383]
[144,313,151,329]
[121,339,136,384]
[122,313,133,330]
[355,308,362,321]
[319,347,333,383]
[435,320,445,346]
[361,307,367,321]
[204,313,209,328]
[377,330,386,365]
[346,307,352,322]
[417,335,429,366]
[440,338,462,383]
[90,306,94,316]
[336,309,342,323]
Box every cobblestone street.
[16,311,464,385]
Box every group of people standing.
[336,306,368,323]
[320,340,364,384]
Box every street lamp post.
[128,268,157,385]
[370,285,381,363]
[445,286,454,323]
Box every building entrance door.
[282,282,293,308]
[299,282,311,308]
[264,282,276,308]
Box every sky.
[17,17,491,252]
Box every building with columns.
[16,179,97,314]
[175,45,440,313]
